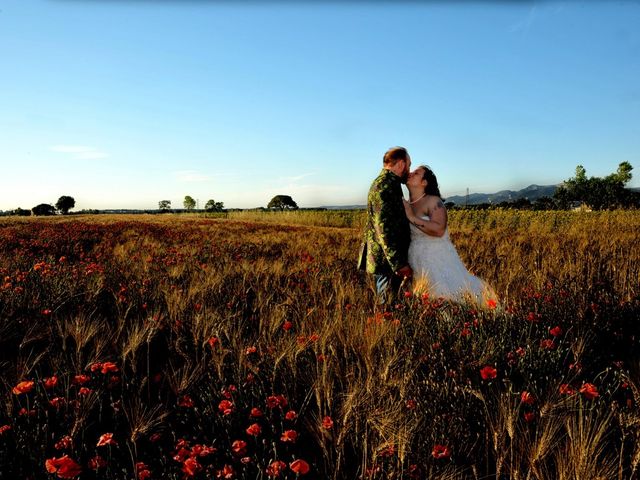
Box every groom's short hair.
[383,147,409,166]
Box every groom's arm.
[372,183,410,274]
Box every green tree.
[32,204,56,216]
[554,162,634,210]
[183,195,196,211]
[267,195,298,211]
[533,196,556,211]
[55,195,76,215]
[158,200,172,212]
[11,208,31,217]
[204,199,225,212]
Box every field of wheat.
[0,211,638,479]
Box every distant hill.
[321,185,560,209]
[320,205,366,210]
[445,184,559,206]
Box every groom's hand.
[395,265,413,279]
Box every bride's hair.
[420,166,442,198]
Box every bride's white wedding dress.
[408,216,489,302]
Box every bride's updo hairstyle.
[420,166,442,198]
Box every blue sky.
[1,1,639,210]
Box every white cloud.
[50,145,108,160]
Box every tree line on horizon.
[454,161,638,211]
[1,163,637,216]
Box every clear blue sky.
[1,0,638,210]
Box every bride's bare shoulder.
[426,195,446,212]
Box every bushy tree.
[32,204,56,216]
[55,196,75,214]
[554,162,634,210]
[204,199,225,212]
[183,195,196,211]
[267,195,298,211]
[158,200,172,212]
[11,208,31,217]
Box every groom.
[358,146,413,303]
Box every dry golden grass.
[0,211,638,479]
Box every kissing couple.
[358,146,494,305]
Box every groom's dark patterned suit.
[358,168,411,301]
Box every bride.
[403,166,494,303]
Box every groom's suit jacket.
[358,169,411,276]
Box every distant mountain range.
[322,184,560,209]
[445,184,559,205]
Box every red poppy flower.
[480,366,497,380]
[285,410,297,421]
[520,391,535,405]
[266,395,287,409]
[580,383,599,400]
[178,395,195,408]
[486,299,497,309]
[218,399,234,415]
[245,346,257,355]
[88,455,107,470]
[44,376,58,389]
[540,339,556,350]
[191,444,216,457]
[78,387,92,396]
[250,407,263,418]
[216,464,235,479]
[50,397,66,408]
[45,455,82,478]
[559,383,576,395]
[549,326,563,337]
[100,362,118,374]
[73,374,91,385]
[97,433,117,447]
[289,459,310,475]
[283,321,293,331]
[266,460,287,477]
[431,444,451,459]
[0,425,11,435]
[280,430,298,442]
[246,423,261,436]
[322,416,334,430]
[221,385,236,400]
[527,312,540,322]
[12,380,35,395]
[136,462,152,480]
[232,440,247,455]
[524,412,536,423]
[405,399,417,410]
[182,457,201,477]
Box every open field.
[1,211,639,479]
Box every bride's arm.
[404,197,447,237]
